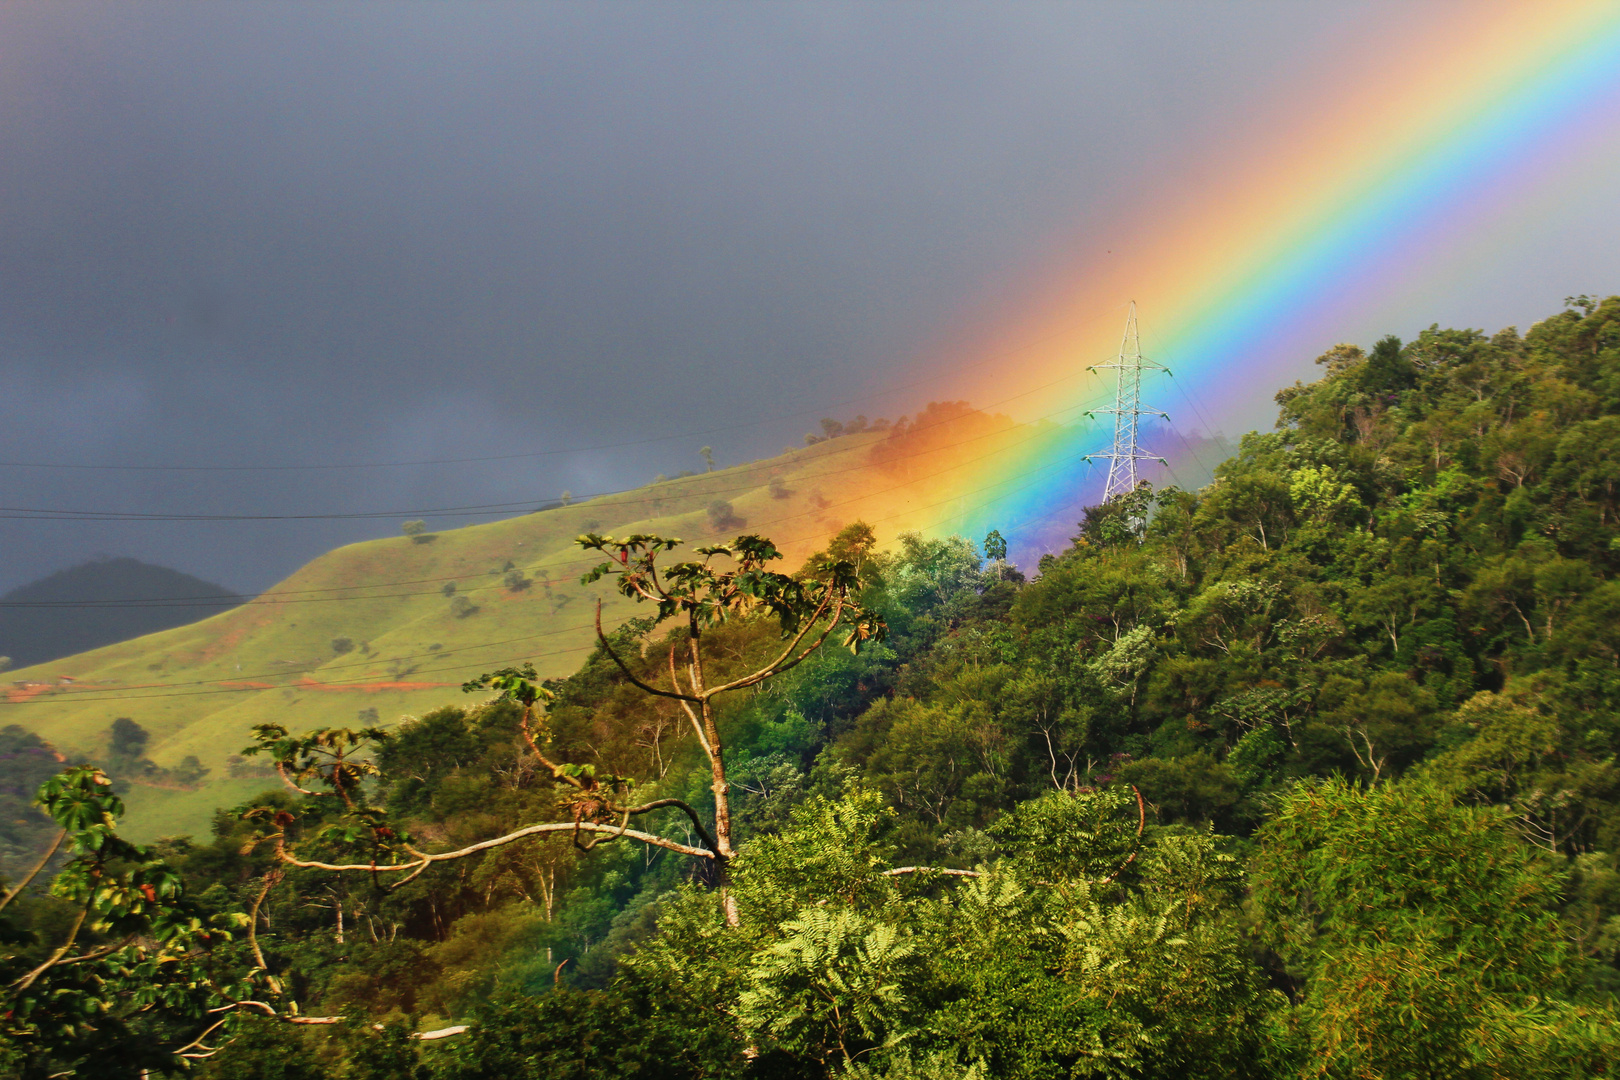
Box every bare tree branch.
[214,999,468,1040]
[573,805,633,853]
[624,797,717,852]
[709,592,842,696]
[174,1017,231,1058]
[517,706,571,781]
[595,601,699,702]
[47,937,133,967]
[881,866,982,878]
[0,828,66,913]
[275,761,319,797]
[11,894,92,992]
[669,645,710,753]
[1100,786,1148,884]
[248,870,282,969]
[273,820,713,876]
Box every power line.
[1,377,1134,701]
[0,370,1113,525]
[2,640,609,705]
[0,569,587,611]
[5,619,603,698]
[0,310,1129,474]
[1,402,1097,618]
[0,425,1065,610]
[0,390,1108,628]
[1132,306,1229,480]
[0,389,1112,618]
[2,435,1104,705]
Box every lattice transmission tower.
[1085,301,1168,501]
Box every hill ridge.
[0,410,1047,838]
[0,557,236,670]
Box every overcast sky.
[1,1,1614,594]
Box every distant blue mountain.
[0,558,236,670]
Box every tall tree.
[245,532,884,926]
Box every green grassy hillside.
[1,411,1032,839]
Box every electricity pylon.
[1085,301,1168,502]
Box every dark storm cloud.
[0,1,1578,592]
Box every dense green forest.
[4,295,1620,1078]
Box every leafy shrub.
[108,716,148,759]
[174,755,210,787]
[707,500,744,531]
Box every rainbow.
[915,0,1620,561]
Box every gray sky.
[1,1,1614,593]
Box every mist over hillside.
[0,558,236,669]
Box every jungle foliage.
[5,296,1620,1077]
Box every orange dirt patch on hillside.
[5,683,57,703]
[7,679,192,702]
[191,610,272,664]
[865,402,1018,481]
[293,677,459,693]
